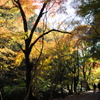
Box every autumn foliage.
[0,0,100,100]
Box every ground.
[53,90,100,100]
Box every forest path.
[53,91,100,100]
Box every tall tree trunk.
[74,49,80,93]
[25,54,37,100]
[77,49,80,86]
[83,65,86,80]
[71,84,73,94]
[74,77,77,92]
[50,84,55,100]
[73,64,76,92]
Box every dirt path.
[53,91,100,100]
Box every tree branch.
[13,0,29,50]
[14,0,28,33]
[29,29,71,53]
[91,25,100,35]
[28,3,47,47]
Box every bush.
[3,86,26,100]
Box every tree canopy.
[0,0,100,100]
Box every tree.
[76,0,100,60]
[40,33,80,94]
[0,0,71,99]
[72,24,100,91]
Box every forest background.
[0,0,100,100]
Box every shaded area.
[54,91,100,100]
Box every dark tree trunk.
[87,83,90,91]
[67,84,69,91]
[73,49,80,93]
[71,84,73,94]
[50,85,55,100]
[26,57,31,90]
[83,65,86,80]
[73,65,77,93]
[67,84,72,95]
[25,54,37,100]
[74,77,77,92]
